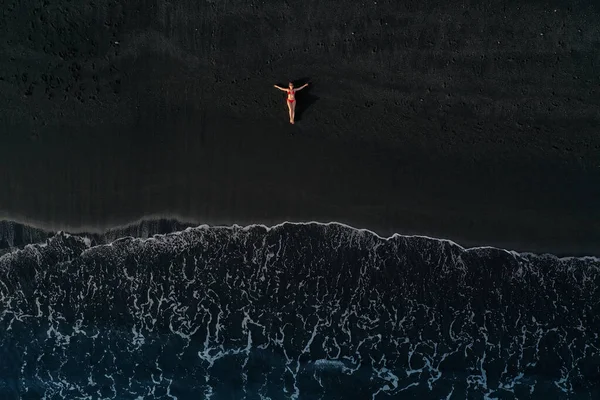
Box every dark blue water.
[0,222,598,399]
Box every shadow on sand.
[292,77,319,123]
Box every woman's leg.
[290,101,296,124]
[287,101,293,123]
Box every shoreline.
[1,215,598,258]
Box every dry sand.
[0,0,598,255]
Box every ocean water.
[0,222,598,399]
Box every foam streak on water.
[0,222,598,399]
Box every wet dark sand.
[0,0,599,255]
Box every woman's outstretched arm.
[295,83,309,91]
[273,84,287,91]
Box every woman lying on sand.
[274,82,309,124]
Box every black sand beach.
[0,0,599,255]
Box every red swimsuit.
[287,89,295,103]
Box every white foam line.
[171,221,600,262]
[1,215,599,261]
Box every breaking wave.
[0,222,598,399]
